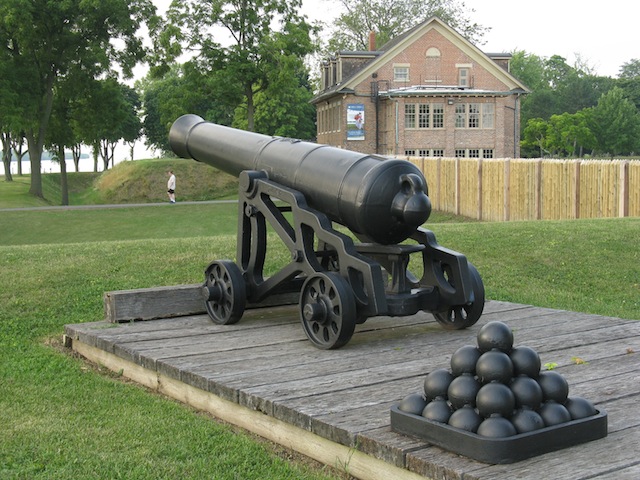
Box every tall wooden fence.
[404,157,640,221]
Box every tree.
[140,62,238,154]
[160,0,316,132]
[545,111,595,157]
[617,59,640,112]
[1,131,12,181]
[324,0,488,53]
[522,118,551,157]
[45,83,78,205]
[589,87,640,156]
[231,28,317,139]
[73,79,143,171]
[0,0,156,198]
[619,59,640,79]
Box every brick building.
[311,17,529,159]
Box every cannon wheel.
[300,272,357,349]
[203,260,246,325]
[433,263,484,330]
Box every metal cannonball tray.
[390,405,608,464]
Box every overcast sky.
[469,0,637,78]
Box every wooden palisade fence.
[405,157,640,221]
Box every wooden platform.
[64,297,640,480]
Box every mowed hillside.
[33,158,240,205]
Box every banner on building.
[347,104,365,140]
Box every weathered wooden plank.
[103,283,298,323]
[467,425,640,480]
[104,284,205,322]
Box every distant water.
[0,159,111,175]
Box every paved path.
[0,199,237,212]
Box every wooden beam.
[104,284,298,323]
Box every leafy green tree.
[160,0,315,132]
[73,79,143,171]
[511,51,615,155]
[509,51,546,92]
[140,62,238,154]
[324,0,488,53]
[619,59,640,79]
[45,81,79,205]
[231,29,317,139]
[0,0,156,198]
[522,118,551,157]
[589,87,640,156]
[616,59,640,112]
[545,111,595,157]
[120,86,144,161]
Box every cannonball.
[509,346,541,378]
[422,398,452,423]
[476,350,514,384]
[510,376,543,409]
[511,408,545,433]
[565,396,597,420]
[447,374,481,409]
[477,416,517,438]
[476,383,516,418]
[398,393,428,415]
[476,321,514,353]
[450,345,481,376]
[423,368,454,401]
[539,401,572,426]
[448,405,483,433]
[537,371,569,403]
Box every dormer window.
[394,64,410,82]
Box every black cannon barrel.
[170,114,431,244]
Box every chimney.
[369,31,376,51]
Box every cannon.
[170,114,485,349]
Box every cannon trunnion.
[170,114,484,349]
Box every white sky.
[469,0,638,78]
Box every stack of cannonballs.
[398,321,599,437]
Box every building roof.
[311,16,529,104]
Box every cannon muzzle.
[170,114,431,244]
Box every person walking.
[167,169,176,203]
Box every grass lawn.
[1,174,638,478]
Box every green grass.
[0,177,51,208]
[1,158,238,207]
[1,165,639,478]
[0,236,341,479]
[0,203,239,245]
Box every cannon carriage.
[170,114,484,349]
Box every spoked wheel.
[202,260,246,325]
[300,272,357,349]
[433,262,484,330]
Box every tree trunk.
[28,72,56,198]
[12,135,26,176]
[93,144,99,172]
[1,132,13,182]
[58,145,69,205]
[246,85,255,132]
[72,144,81,172]
[26,133,44,198]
